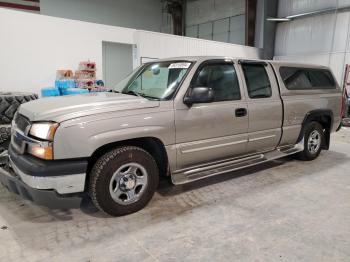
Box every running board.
[171,142,304,185]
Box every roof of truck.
[154,56,330,70]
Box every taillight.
[341,93,345,118]
[341,87,348,118]
[341,64,350,118]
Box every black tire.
[0,125,11,152]
[89,146,159,216]
[296,121,324,161]
[0,92,38,124]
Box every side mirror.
[184,87,214,106]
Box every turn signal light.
[29,145,53,160]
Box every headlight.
[29,122,59,141]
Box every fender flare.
[296,109,333,150]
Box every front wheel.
[296,121,324,161]
[89,146,159,216]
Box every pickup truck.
[0,56,342,216]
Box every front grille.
[12,114,31,154]
[14,114,31,133]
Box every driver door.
[174,60,249,170]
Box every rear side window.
[279,67,336,90]
[192,62,241,102]
[241,64,272,99]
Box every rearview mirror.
[184,87,214,106]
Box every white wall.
[40,0,163,32]
[0,8,261,96]
[274,0,350,84]
[0,8,135,95]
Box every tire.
[0,92,38,124]
[0,147,5,154]
[296,121,324,161]
[89,146,159,216]
[0,125,11,152]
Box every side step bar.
[171,142,304,185]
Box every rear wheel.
[89,146,159,216]
[296,121,324,161]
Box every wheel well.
[87,137,169,178]
[298,110,333,150]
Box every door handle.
[235,108,247,117]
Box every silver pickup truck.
[0,56,342,216]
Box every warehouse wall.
[0,8,261,96]
[274,0,350,84]
[133,30,261,66]
[277,0,350,17]
[40,0,163,32]
[0,8,135,95]
[185,0,246,45]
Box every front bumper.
[8,145,87,194]
[0,165,82,209]
[0,146,88,209]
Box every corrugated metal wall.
[274,0,350,84]
[185,0,246,45]
[134,30,261,67]
[40,0,163,32]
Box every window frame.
[279,66,336,90]
[118,60,195,101]
[240,61,273,99]
[187,59,242,103]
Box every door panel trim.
[181,139,247,154]
[176,131,248,169]
[249,134,276,142]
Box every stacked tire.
[0,92,38,153]
[0,126,11,154]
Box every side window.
[241,64,272,99]
[192,63,241,102]
[279,67,336,90]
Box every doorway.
[102,42,133,89]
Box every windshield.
[113,61,192,100]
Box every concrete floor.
[0,129,350,262]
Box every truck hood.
[18,92,160,122]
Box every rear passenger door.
[239,61,283,153]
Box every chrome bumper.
[9,156,86,194]
[0,162,83,209]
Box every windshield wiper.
[121,90,159,100]
[123,90,142,97]
[137,93,159,100]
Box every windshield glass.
[113,61,192,100]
